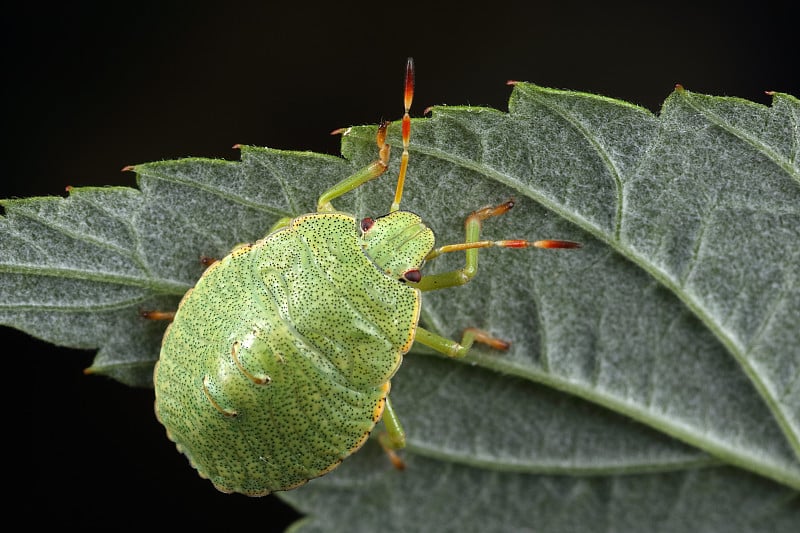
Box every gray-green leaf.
[2,84,798,531]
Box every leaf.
[2,85,799,531]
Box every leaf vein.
[0,264,190,294]
[680,92,800,186]
[523,88,626,241]
[72,192,153,274]
[141,169,293,217]
[0,293,155,313]
[258,156,300,216]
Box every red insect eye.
[360,217,375,232]
[401,269,422,283]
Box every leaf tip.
[121,164,137,172]
[422,105,434,116]
[674,83,686,93]
[506,80,520,86]
[232,143,242,150]
[764,90,776,96]
[330,127,351,136]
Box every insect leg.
[378,396,407,470]
[140,310,176,321]
[316,121,390,212]
[140,253,218,320]
[414,326,510,358]
[267,216,293,232]
[413,200,580,292]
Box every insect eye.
[360,217,375,232]
[401,269,422,283]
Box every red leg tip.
[535,240,582,249]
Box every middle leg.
[413,200,580,292]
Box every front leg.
[316,122,390,212]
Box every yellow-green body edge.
[154,210,434,495]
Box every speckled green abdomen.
[154,213,420,495]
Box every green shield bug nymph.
[150,58,581,496]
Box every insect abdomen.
[154,212,419,494]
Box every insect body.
[152,58,580,496]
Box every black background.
[5,1,797,529]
